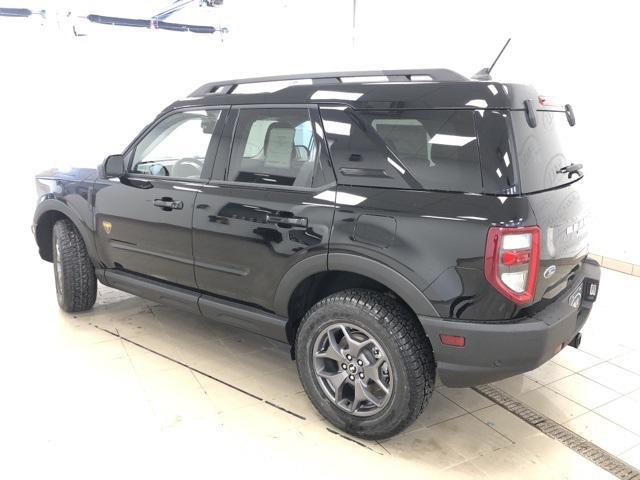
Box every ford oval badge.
[543,265,557,279]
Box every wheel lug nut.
[359,372,364,379]
[357,359,363,366]
[342,363,347,370]
[349,374,355,381]
[346,354,352,361]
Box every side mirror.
[100,154,125,178]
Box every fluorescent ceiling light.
[311,90,363,101]
[233,79,311,94]
[410,74,434,81]
[335,192,367,206]
[172,185,201,192]
[420,215,465,222]
[322,120,351,136]
[387,157,406,175]
[313,190,366,206]
[373,119,421,127]
[341,76,387,83]
[430,134,476,147]
[465,99,488,109]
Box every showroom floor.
[4,257,640,478]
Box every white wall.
[2,0,638,262]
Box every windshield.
[511,110,582,193]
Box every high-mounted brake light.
[484,226,540,305]
[538,95,562,107]
[538,95,564,109]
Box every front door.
[94,107,226,288]
[192,106,336,311]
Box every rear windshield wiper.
[556,163,583,178]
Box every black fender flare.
[33,199,98,263]
[273,254,327,316]
[273,252,439,318]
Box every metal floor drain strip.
[92,323,638,472]
[473,384,640,480]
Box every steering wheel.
[148,164,170,176]
[172,157,204,178]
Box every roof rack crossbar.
[189,68,467,97]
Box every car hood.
[36,167,98,182]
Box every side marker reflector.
[439,334,465,347]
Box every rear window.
[512,110,581,193]
[320,107,481,192]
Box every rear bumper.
[419,259,601,387]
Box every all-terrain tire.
[52,218,97,312]
[295,288,435,440]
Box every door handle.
[265,214,308,227]
[153,198,183,210]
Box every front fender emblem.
[102,220,112,234]
[543,265,556,279]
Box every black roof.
[163,69,539,114]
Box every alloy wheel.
[312,322,393,417]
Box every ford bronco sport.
[33,69,600,439]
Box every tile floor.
[2,256,640,479]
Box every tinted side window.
[320,107,481,192]
[475,110,517,194]
[320,107,408,189]
[228,108,317,187]
[131,109,221,179]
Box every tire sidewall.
[52,224,70,310]
[296,297,417,438]
[52,219,97,312]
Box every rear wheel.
[52,219,97,312]
[295,289,435,439]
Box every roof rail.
[189,68,468,97]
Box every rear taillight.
[484,226,540,305]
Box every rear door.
[192,105,336,311]
[510,108,589,301]
[94,107,227,288]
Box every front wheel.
[295,289,435,439]
[52,218,97,312]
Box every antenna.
[471,38,511,81]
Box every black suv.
[33,69,600,439]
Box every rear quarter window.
[475,110,518,195]
[320,107,482,192]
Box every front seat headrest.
[264,122,295,168]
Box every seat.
[376,124,434,167]
[263,123,295,168]
[229,121,305,185]
[172,161,201,178]
[293,159,315,187]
